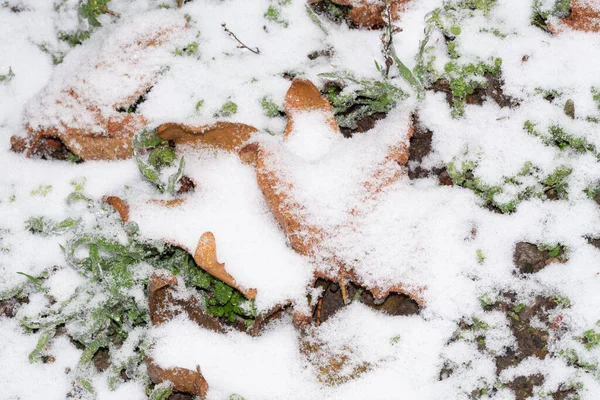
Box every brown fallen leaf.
[157,122,258,151]
[17,13,188,160]
[105,196,130,224]
[283,78,340,137]
[254,78,422,306]
[148,271,225,331]
[146,357,209,399]
[549,0,600,33]
[193,232,257,300]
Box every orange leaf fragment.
[105,196,130,224]
[193,232,257,300]
[283,78,340,137]
[549,0,600,33]
[147,357,209,399]
[156,122,258,151]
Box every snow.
[1,0,600,399]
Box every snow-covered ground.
[2,0,600,399]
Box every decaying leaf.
[146,357,209,399]
[300,329,371,386]
[148,272,225,331]
[549,0,600,33]
[193,232,257,300]
[105,196,129,223]
[283,78,340,137]
[156,122,258,151]
[15,12,190,160]
[253,77,422,306]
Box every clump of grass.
[79,0,119,28]
[260,96,283,117]
[133,128,185,196]
[524,121,598,157]
[15,190,256,394]
[0,66,15,83]
[319,71,406,130]
[264,0,291,27]
[447,158,572,212]
[215,101,238,117]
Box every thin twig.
[315,297,323,326]
[340,275,348,305]
[221,22,260,55]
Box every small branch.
[340,275,348,305]
[221,23,260,55]
[177,0,184,8]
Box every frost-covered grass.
[2,0,600,399]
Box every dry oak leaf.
[193,232,258,300]
[157,122,258,151]
[253,77,424,306]
[549,0,600,33]
[14,10,191,160]
[146,357,209,399]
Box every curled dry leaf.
[283,78,339,137]
[146,357,209,399]
[105,196,130,224]
[193,232,257,300]
[549,0,600,33]
[253,77,423,306]
[148,271,225,331]
[157,122,258,151]
[15,11,189,160]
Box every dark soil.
[308,48,334,60]
[506,374,545,399]
[339,111,388,137]
[312,278,419,324]
[513,242,550,274]
[309,1,355,29]
[0,296,27,318]
[93,348,111,372]
[407,114,452,185]
[494,294,556,373]
[431,72,519,110]
[168,394,194,400]
[513,242,566,274]
[176,176,196,195]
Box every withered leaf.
[193,232,257,300]
[157,122,258,151]
[146,357,209,399]
[105,196,130,224]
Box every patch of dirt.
[431,72,519,110]
[407,115,453,185]
[513,242,566,274]
[312,278,419,325]
[0,297,27,318]
[308,0,357,29]
[506,374,545,400]
[494,294,557,373]
[168,394,194,400]
[308,48,334,60]
[339,111,388,137]
[176,175,196,195]
[93,348,111,372]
